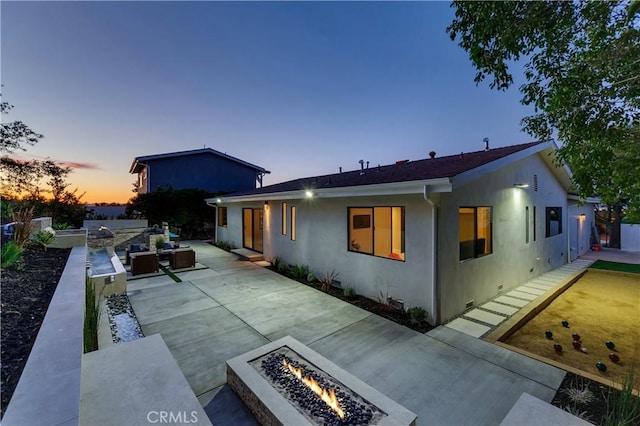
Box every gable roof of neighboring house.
[129,148,270,175]
[214,141,572,202]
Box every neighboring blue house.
[129,148,270,195]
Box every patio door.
[243,208,263,252]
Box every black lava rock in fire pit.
[261,352,380,425]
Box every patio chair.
[125,243,148,265]
[169,248,195,270]
[130,251,159,276]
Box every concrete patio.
[121,241,570,425]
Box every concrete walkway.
[444,247,639,339]
[444,259,594,339]
[124,241,567,425]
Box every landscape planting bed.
[502,270,639,390]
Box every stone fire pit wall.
[226,336,417,426]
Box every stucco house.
[207,141,597,325]
[130,148,270,195]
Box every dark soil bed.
[1,246,71,418]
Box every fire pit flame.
[282,356,346,420]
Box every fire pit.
[227,336,416,426]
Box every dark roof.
[228,141,545,197]
[129,148,270,174]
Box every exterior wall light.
[305,190,315,198]
[216,198,222,203]
[513,183,529,188]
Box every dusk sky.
[2,1,535,204]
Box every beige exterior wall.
[568,203,596,260]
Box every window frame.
[347,206,405,262]
[217,206,228,227]
[281,202,287,235]
[290,205,296,241]
[525,206,530,244]
[533,206,537,242]
[545,206,563,238]
[459,206,493,261]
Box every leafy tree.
[1,92,85,227]
[447,0,640,247]
[126,187,218,239]
[1,90,43,153]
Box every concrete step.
[230,248,264,262]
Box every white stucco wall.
[621,223,640,251]
[217,194,436,321]
[568,203,596,261]
[437,154,569,323]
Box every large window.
[218,207,227,227]
[348,207,405,261]
[546,207,562,237]
[459,206,493,261]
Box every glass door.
[243,208,263,252]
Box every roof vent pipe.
[359,159,365,175]
[339,166,342,173]
[483,137,489,151]
[366,161,369,169]
[429,151,436,159]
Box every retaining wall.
[2,245,87,426]
[82,219,148,230]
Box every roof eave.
[213,178,453,203]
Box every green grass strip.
[588,260,640,274]
[159,264,182,282]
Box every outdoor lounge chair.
[130,251,158,276]
[125,243,148,265]
[169,248,195,270]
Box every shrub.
[320,269,339,292]
[343,286,356,299]
[53,223,70,230]
[291,264,310,281]
[12,207,34,248]
[155,236,166,250]
[604,364,640,426]
[270,256,282,270]
[32,228,56,250]
[215,240,235,251]
[1,242,23,268]
[408,306,429,324]
[306,272,316,283]
[277,261,289,274]
[562,376,595,405]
